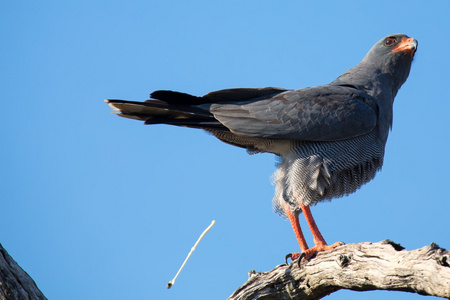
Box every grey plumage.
[106,34,417,220]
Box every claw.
[285,253,293,265]
[285,252,305,265]
[297,252,306,267]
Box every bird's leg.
[299,203,343,260]
[300,203,326,245]
[284,199,344,263]
[284,203,308,263]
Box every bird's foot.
[285,252,305,264]
[302,241,345,260]
[285,241,344,264]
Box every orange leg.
[299,203,343,260]
[285,199,343,263]
[284,203,308,253]
[301,203,327,245]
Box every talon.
[285,253,293,265]
[285,252,302,264]
[297,252,306,267]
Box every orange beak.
[391,37,418,53]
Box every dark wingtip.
[150,90,200,104]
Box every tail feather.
[105,99,223,129]
[144,117,225,129]
[106,86,287,130]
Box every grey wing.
[209,86,378,142]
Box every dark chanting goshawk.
[106,34,417,261]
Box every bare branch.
[0,243,47,300]
[228,240,450,300]
[2,240,449,300]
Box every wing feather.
[209,86,378,142]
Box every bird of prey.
[106,34,417,261]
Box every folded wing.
[210,85,378,141]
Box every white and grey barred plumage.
[272,132,385,214]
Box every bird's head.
[362,33,418,91]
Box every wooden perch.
[1,241,449,300]
[0,243,47,300]
[228,240,450,300]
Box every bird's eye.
[384,37,396,46]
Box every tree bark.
[0,243,47,300]
[228,240,450,300]
[1,241,449,300]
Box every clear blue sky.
[1,1,449,299]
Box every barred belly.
[273,131,385,215]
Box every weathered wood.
[228,240,450,300]
[0,243,47,300]
[1,241,449,299]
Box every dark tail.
[105,96,223,130]
[106,87,286,129]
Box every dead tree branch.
[0,243,47,300]
[229,240,450,300]
[1,240,449,300]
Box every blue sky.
[1,1,449,299]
